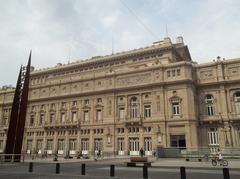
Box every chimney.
[176,36,184,44]
[163,37,171,44]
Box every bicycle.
[211,158,228,166]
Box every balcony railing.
[124,116,143,126]
[43,120,80,129]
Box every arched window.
[205,94,215,116]
[234,92,240,114]
[130,97,138,118]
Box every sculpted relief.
[116,72,152,87]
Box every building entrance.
[129,137,139,155]
[170,135,186,148]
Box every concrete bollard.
[110,165,115,177]
[223,168,230,179]
[143,165,148,179]
[180,167,186,179]
[56,163,60,174]
[28,162,33,172]
[81,163,86,175]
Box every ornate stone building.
[0,36,240,156]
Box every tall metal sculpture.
[5,51,31,162]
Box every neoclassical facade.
[0,36,240,156]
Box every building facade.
[0,37,240,156]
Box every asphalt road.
[0,160,240,179]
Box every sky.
[0,0,240,87]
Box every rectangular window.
[72,101,77,107]
[84,99,89,105]
[129,137,139,152]
[58,139,64,150]
[117,138,124,151]
[97,98,102,103]
[37,140,43,151]
[39,114,45,125]
[27,140,32,150]
[30,115,35,126]
[72,112,77,122]
[84,111,89,121]
[207,105,214,116]
[172,70,176,77]
[208,127,219,146]
[144,105,151,118]
[177,69,181,76]
[172,102,180,115]
[50,113,55,124]
[144,137,152,151]
[61,113,65,123]
[47,140,53,150]
[94,138,103,151]
[81,139,89,151]
[0,140,3,151]
[167,71,171,78]
[170,135,186,148]
[131,106,138,118]
[96,109,102,121]
[235,102,240,114]
[69,139,76,151]
[119,108,125,119]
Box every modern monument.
[4,52,31,162]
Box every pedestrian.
[217,148,223,162]
[94,148,98,161]
[140,148,144,157]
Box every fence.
[157,147,240,159]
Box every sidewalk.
[152,158,240,169]
[22,156,240,169]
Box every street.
[0,159,240,179]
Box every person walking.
[140,148,144,157]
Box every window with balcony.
[234,92,240,114]
[205,94,215,116]
[130,97,138,118]
[144,105,151,118]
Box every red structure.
[5,51,31,162]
